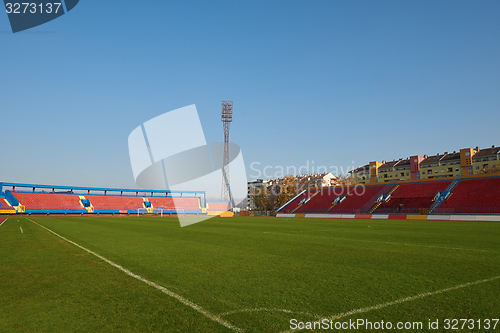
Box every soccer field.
[1,216,499,332]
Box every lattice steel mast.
[221,101,235,208]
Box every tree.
[483,165,500,174]
[251,186,274,211]
[336,174,357,187]
[276,175,298,208]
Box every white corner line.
[27,218,243,333]
[281,275,500,333]
[20,227,23,233]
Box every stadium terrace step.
[292,190,322,213]
[293,187,350,214]
[277,176,500,216]
[373,181,450,214]
[436,176,500,214]
[13,192,87,213]
[207,201,230,212]
[86,195,144,213]
[329,185,386,214]
[147,197,201,214]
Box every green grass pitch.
[1,216,499,332]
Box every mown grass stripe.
[27,218,243,333]
[263,231,495,253]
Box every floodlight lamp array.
[221,101,233,122]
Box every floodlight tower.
[221,101,235,208]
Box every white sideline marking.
[281,274,500,333]
[27,218,243,332]
[20,227,23,233]
[263,232,495,253]
[220,308,321,319]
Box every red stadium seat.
[438,177,500,214]
[0,197,14,210]
[207,202,230,212]
[147,197,200,212]
[329,185,386,213]
[374,181,450,214]
[87,195,144,211]
[13,192,84,211]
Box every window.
[414,159,418,163]
[448,168,452,172]
[476,166,479,170]
[466,152,470,156]
[455,168,459,172]
[434,170,438,173]
[406,172,409,176]
[441,169,445,173]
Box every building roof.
[396,158,410,167]
[350,164,369,173]
[439,152,461,162]
[473,146,500,158]
[420,153,445,164]
[379,160,400,169]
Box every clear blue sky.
[1,0,499,187]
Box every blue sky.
[1,0,499,188]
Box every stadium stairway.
[368,184,399,214]
[428,176,462,214]
[292,191,320,213]
[325,188,354,213]
[361,183,399,214]
[0,197,16,214]
[326,202,337,212]
[275,190,306,213]
[142,197,153,213]
[328,185,387,214]
[79,196,94,213]
[372,180,452,214]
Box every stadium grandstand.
[275,144,500,217]
[278,174,500,216]
[0,182,215,215]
